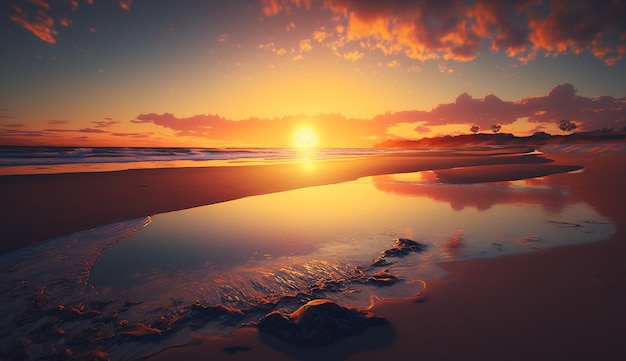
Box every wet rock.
[69,322,112,346]
[371,238,427,268]
[118,323,163,342]
[370,258,391,267]
[257,299,387,347]
[187,302,245,329]
[380,238,427,258]
[75,349,110,361]
[372,238,428,267]
[366,269,401,286]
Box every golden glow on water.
[90,171,615,297]
[2,169,616,361]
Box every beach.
[1,147,625,360]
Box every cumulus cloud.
[266,0,626,65]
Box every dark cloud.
[131,113,222,137]
[47,120,68,125]
[520,84,626,130]
[42,127,109,134]
[386,83,625,131]
[92,120,121,128]
[414,125,431,133]
[0,128,53,145]
[78,128,109,133]
[111,132,153,138]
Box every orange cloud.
[9,0,101,43]
[58,16,72,27]
[119,0,132,11]
[266,0,626,65]
[527,0,626,65]
[386,60,400,69]
[299,39,313,52]
[261,0,311,16]
[342,50,363,62]
[10,5,58,44]
[28,0,50,10]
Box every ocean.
[0,145,390,175]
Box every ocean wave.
[0,146,387,168]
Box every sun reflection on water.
[0,170,615,360]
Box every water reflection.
[88,171,613,304]
[373,171,574,212]
[0,171,615,360]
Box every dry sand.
[1,148,625,360]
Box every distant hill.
[375,130,626,148]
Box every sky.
[1,0,625,148]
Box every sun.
[293,127,319,148]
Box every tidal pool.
[0,171,614,360]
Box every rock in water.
[371,238,428,267]
[381,238,427,257]
[257,299,387,347]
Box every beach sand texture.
[1,147,625,360]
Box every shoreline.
[1,148,625,360]
[2,146,555,253]
[149,151,626,361]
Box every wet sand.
[2,146,549,253]
[146,151,626,361]
[1,147,625,360]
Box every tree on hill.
[490,124,501,134]
[558,119,577,134]
[470,125,480,134]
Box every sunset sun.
[293,127,319,148]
